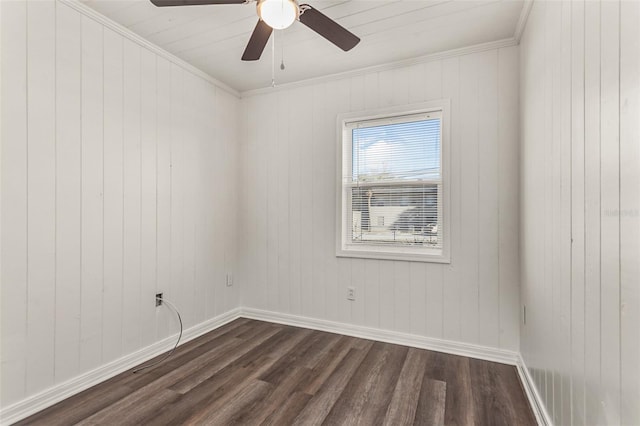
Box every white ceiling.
[82,0,525,92]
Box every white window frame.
[335,100,451,263]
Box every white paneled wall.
[239,46,521,352]
[0,0,240,408]
[520,1,639,425]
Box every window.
[336,101,450,263]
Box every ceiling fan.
[150,0,361,61]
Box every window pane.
[348,184,442,247]
[352,119,440,182]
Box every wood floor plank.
[322,341,409,426]
[143,353,279,425]
[18,319,537,426]
[414,377,447,426]
[76,388,181,426]
[424,350,476,426]
[261,391,313,426]
[167,324,287,393]
[183,380,273,425]
[299,332,344,369]
[493,362,537,425]
[291,345,374,426]
[232,367,312,424]
[296,335,354,395]
[469,358,537,426]
[259,330,340,385]
[383,348,429,426]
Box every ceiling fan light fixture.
[258,0,298,30]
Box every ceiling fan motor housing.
[257,0,300,30]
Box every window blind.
[342,114,443,251]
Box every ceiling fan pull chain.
[280,31,285,70]
[271,29,276,87]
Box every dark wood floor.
[17,319,536,426]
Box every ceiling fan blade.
[298,4,360,52]
[150,0,245,7]
[242,20,273,61]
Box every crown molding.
[241,37,518,97]
[58,0,240,99]
[514,0,534,42]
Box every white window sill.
[336,247,451,264]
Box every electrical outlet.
[347,287,355,301]
[226,273,233,287]
[156,293,163,307]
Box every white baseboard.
[0,308,242,426]
[516,354,553,426]
[239,307,520,366]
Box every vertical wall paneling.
[441,56,462,343]
[122,38,142,354]
[169,63,184,325]
[181,73,196,327]
[79,14,104,373]
[558,4,573,423]
[195,77,207,321]
[520,0,639,424]
[377,259,395,331]
[351,258,365,325]
[242,96,257,310]
[324,78,347,325]
[155,56,172,341]
[619,3,640,425]
[394,261,411,333]
[457,52,480,345]
[599,2,621,424]
[102,27,124,364]
[193,77,207,323]
[139,48,158,348]
[584,2,603,422]
[297,88,313,317]
[225,88,240,314]
[314,83,332,318]
[55,2,83,383]
[286,88,302,317]
[276,90,291,315]
[240,46,521,352]
[26,0,57,395]
[321,81,337,324]
[477,49,500,349]
[267,88,280,313]
[497,46,519,351]
[211,83,224,317]
[569,1,586,423]
[409,262,427,336]
[0,0,240,409]
[0,0,28,407]
[425,263,444,339]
